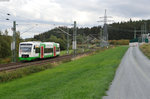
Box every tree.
[0,31,2,36]
[46,35,66,50]
[0,30,22,59]
[4,29,8,36]
[0,36,11,58]
[15,31,23,58]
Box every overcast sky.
[0,0,150,38]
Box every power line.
[20,24,38,35]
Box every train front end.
[19,42,37,61]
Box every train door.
[54,46,56,56]
[40,46,44,58]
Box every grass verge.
[140,44,150,59]
[0,46,128,99]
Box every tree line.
[109,19,150,40]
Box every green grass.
[0,46,128,99]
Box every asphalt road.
[103,46,150,99]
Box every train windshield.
[20,47,32,52]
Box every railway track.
[0,51,92,72]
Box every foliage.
[109,40,129,45]
[0,33,11,58]
[0,30,22,62]
[0,46,128,99]
[108,19,150,40]
[46,35,67,50]
[0,57,11,64]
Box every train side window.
[50,48,53,52]
[35,48,40,53]
[44,48,53,53]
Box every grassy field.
[140,44,150,59]
[0,46,128,99]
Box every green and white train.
[19,41,60,61]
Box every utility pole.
[141,24,145,42]
[134,28,136,39]
[5,14,17,62]
[67,28,69,54]
[145,22,147,34]
[145,22,147,43]
[100,27,103,47]
[12,21,16,62]
[141,25,143,42]
[82,33,85,52]
[87,35,90,48]
[73,21,77,57]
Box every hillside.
[29,19,150,43]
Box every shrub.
[109,40,129,45]
[0,57,11,64]
[0,63,53,83]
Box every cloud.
[0,0,150,38]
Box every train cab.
[19,42,41,61]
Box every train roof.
[20,41,41,45]
[20,41,59,45]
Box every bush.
[109,40,129,45]
[140,44,150,59]
[0,63,53,83]
[0,57,11,64]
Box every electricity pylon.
[98,9,113,47]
